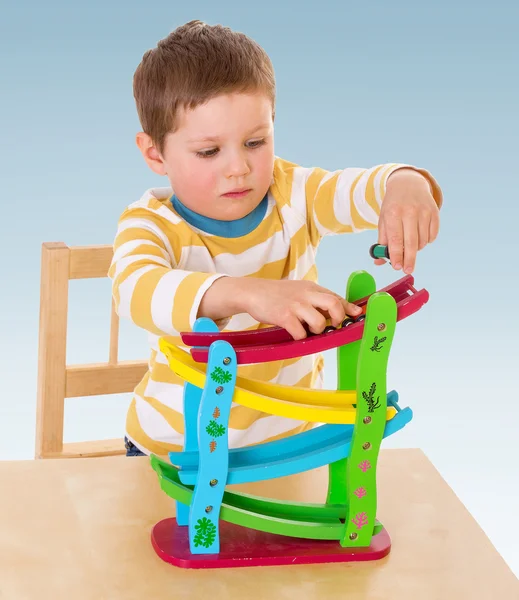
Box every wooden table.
[0,449,516,599]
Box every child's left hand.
[375,168,440,274]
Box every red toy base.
[151,518,391,569]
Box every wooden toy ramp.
[168,393,412,485]
[159,340,399,424]
[151,454,380,541]
[150,454,393,567]
[182,274,428,364]
[149,269,427,568]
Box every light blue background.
[1,0,518,577]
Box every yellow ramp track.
[159,340,396,425]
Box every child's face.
[145,92,275,222]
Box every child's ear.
[136,132,167,176]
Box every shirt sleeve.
[108,206,228,341]
[272,159,443,245]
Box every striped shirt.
[109,157,442,455]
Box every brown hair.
[133,20,276,155]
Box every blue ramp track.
[169,393,412,485]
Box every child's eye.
[195,139,266,158]
[246,138,266,148]
[196,148,219,158]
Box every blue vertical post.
[189,340,236,554]
[176,317,219,526]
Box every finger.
[378,218,388,245]
[335,296,363,318]
[418,212,431,250]
[296,304,329,335]
[376,220,388,264]
[283,315,308,340]
[402,212,419,274]
[313,289,363,322]
[385,216,404,270]
[344,300,363,318]
[429,210,440,243]
[311,294,346,326]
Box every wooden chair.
[35,242,148,459]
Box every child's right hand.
[241,278,362,340]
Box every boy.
[109,20,442,457]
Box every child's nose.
[225,153,251,178]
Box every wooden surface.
[0,449,516,599]
[68,244,113,279]
[35,242,69,457]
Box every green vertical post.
[340,291,397,547]
[326,271,376,506]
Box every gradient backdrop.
[1,0,518,576]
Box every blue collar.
[171,193,268,238]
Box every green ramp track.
[150,455,383,541]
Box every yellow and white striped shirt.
[109,157,442,455]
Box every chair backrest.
[35,242,148,459]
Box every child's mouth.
[222,189,251,199]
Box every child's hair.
[133,20,276,155]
